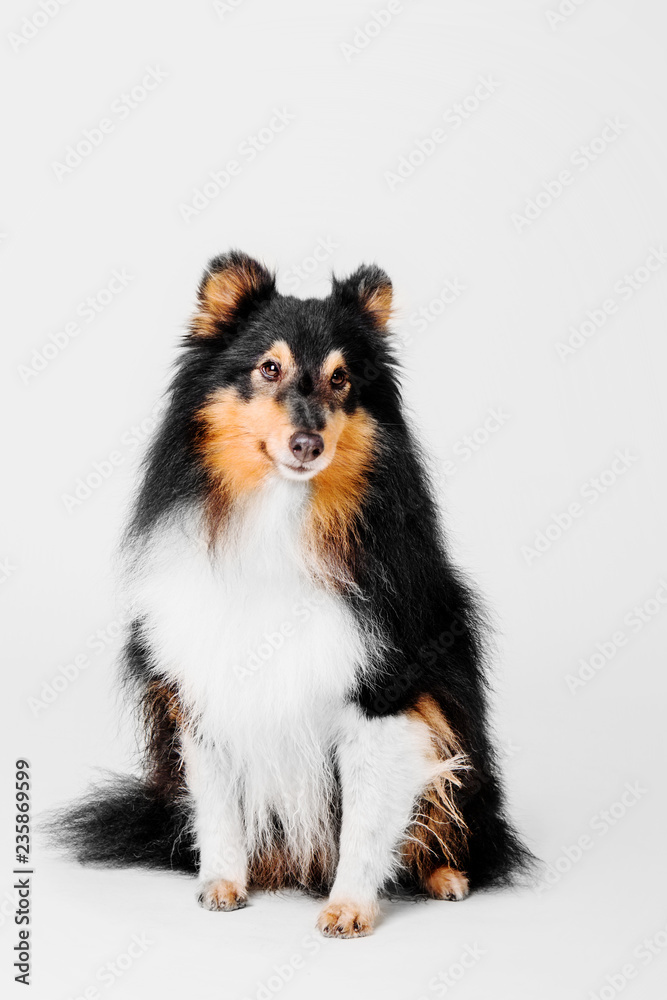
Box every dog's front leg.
[181,731,248,911]
[317,706,432,938]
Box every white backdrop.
[3,1,667,998]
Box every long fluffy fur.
[48,251,534,909]
[46,775,196,872]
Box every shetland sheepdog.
[53,251,533,938]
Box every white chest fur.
[128,478,369,858]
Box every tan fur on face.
[198,375,376,555]
[256,340,295,381]
[197,341,309,505]
[318,350,353,409]
[198,388,291,497]
[192,258,272,338]
[305,410,376,582]
[321,349,347,382]
[197,339,377,568]
[402,695,470,878]
[317,898,379,939]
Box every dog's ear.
[190,251,276,339]
[332,264,393,332]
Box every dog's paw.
[425,866,469,901]
[316,899,379,939]
[197,878,248,912]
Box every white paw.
[197,878,248,911]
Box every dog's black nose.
[289,432,324,464]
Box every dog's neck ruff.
[128,475,371,868]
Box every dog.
[54,251,532,938]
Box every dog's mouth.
[257,431,330,481]
[282,462,310,474]
[274,459,323,482]
[261,431,336,482]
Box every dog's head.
[189,251,398,498]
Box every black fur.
[46,775,196,872]
[49,251,535,894]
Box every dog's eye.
[260,361,281,381]
[330,368,347,387]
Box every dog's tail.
[463,777,538,891]
[44,774,196,873]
